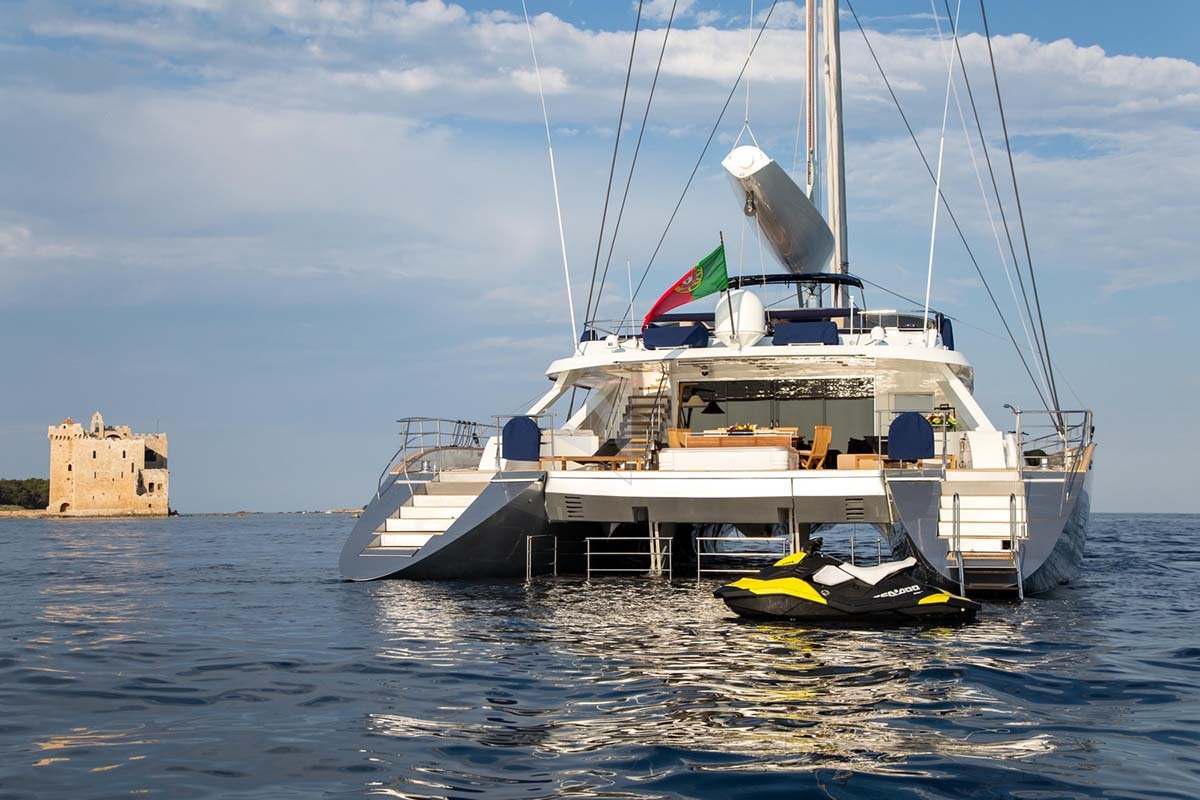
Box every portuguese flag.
[642,243,728,330]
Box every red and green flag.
[642,243,728,330]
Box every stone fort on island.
[47,411,169,516]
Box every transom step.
[379,532,436,548]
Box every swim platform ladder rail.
[585,536,673,580]
[694,535,789,580]
[1011,492,1025,601]
[525,534,558,582]
[376,417,499,496]
[953,492,966,596]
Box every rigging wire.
[732,0,762,148]
[860,276,1084,407]
[589,0,678,324]
[979,0,1063,419]
[921,0,961,334]
[521,0,578,347]
[940,0,1051,403]
[944,0,1050,397]
[842,0,1052,415]
[746,0,753,124]
[621,0,781,326]
[582,0,645,327]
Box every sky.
[0,0,1197,513]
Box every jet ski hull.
[715,551,980,624]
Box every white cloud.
[3,1,1199,308]
[643,0,696,23]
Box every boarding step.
[397,506,462,520]
[426,481,490,495]
[936,494,1022,506]
[944,469,1021,481]
[436,470,497,482]
[384,517,451,533]
[378,532,437,548]
[947,555,1022,595]
[960,568,1021,595]
[938,520,1027,539]
[942,482,1025,496]
[937,507,1027,524]
[410,494,477,507]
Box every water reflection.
[2,514,1184,800]
[362,577,1072,797]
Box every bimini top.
[727,272,864,291]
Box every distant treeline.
[0,478,49,509]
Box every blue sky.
[1,0,1197,512]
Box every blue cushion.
[643,324,709,350]
[501,416,541,462]
[888,412,934,461]
[940,317,954,350]
[773,321,840,345]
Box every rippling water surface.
[1,513,1198,799]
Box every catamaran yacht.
[339,0,1095,599]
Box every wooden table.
[683,432,795,448]
[539,455,644,471]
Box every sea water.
[0,513,1197,799]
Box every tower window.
[92,450,97,459]
[68,464,72,472]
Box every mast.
[804,0,817,198]
[821,0,849,305]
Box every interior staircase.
[614,382,671,467]
[372,469,494,555]
[937,470,1028,598]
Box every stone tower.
[47,412,169,516]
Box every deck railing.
[376,417,498,496]
[1008,408,1094,473]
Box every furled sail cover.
[721,145,835,274]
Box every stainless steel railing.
[585,537,674,580]
[952,492,966,596]
[525,534,558,582]
[1007,407,1094,474]
[695,536,787,579]
[1010,492,1025,600]
[376,417,498,496]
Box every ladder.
[938,470,1027,599]
[614,380,670,468]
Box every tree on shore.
[0,478,50,509]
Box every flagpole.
[720,231,737,346]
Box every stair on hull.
[938,471,1027,598]
[371,470,494,554]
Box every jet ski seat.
[812,556,917,587]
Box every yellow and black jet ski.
[714,542,979,623]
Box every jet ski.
[714,540,980,623]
